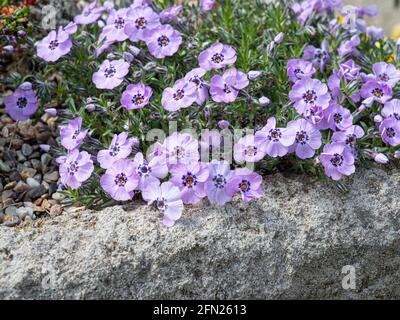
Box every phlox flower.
[59,150,94,189]
[226,168,263,203]
[210,68,249,103]
[97,132,135,169]
[324,102,353,131]
[99,8,130,43]
[288,78,331,115]
[74,0,103,25]
[371,62,400,88]
[100,159,140,201]
[255,117,292,157]
[161,79,197,112]
[159,5,182,21]
[379,118,400,146]
[381,99,400,120]
[36,28,72,62]
[339,59,361,82]
[4,83,39,121]
[144,24,182,59]
[332,125,364,149]
[287,59,316,82]
[337,35,360,57]
[319,143,355,181]
[200,0,215,11]
[198,42,237,71]
[360,80,392,104]
[284,119,322,159]
[234,135,266,163]
[170,162,209,204]
[142,181,184,227]
[133,152,168,191]
[184,68,209,105]
[163,132,200,167]
[303,40,330,71]
[124,6,160,42]
[92,59,129,90]
[60,117,88,151]
[205,161,234,205]
[121,83,153,110]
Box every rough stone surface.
[1,167,400,299]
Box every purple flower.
[198,42,237,71]
[60,117,88,151]
[170,162,209,204]
[226,168,263,203]
[163,132,200,167]
[210,68,249,103]
[59,150,94,189]
[289,78,331,115]
[36,29,72,62]
[339,59,361,82]
[367,26,384,40]
[319,143,355,180]
[133,152,168,191]
[379,118,400,146]
[303,40,331,71]
[325,102,353,131]
[97,132,134,169]
[304,105,325,125]
[234,135,265,163]
[284,119,322,159]
[144,24,182,59]
[100,159,139,201]
[4,84,39,121]
[161,79,197,112]
[287,59,316,82]
[45,108,57,117]
[372,62,400,88]
[124,6,160,42]
[373,153,389,164]
[142,181,184,227]
[92,59,129,90]
[184,68,209,105]
[360,80,392,104]
[63,21,78,35]
[328,70,344,101]
[99,8,130,43]
[74,1,103,25]
[200,0,215,11]
[159,5,182,21]
[338,35,360,57]
[332,125,364,148]
[382,99,400,120]
[255,117,290,157]
[205,161,234,205]
[121,83,153,110]
[131,0,153,8]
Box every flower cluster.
[4,0,400,227]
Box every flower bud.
[123,52,134,62]
[45,108,57,117]
[39,144,51,152]
[274,32,284,44]
[373,114,383,123]
[218,120,230,129]
[85,104,96,112]
[374,153,389,164]
[19,82,33,91]
[259,96,271,106]
[394,150,400,159]
[128,45,141,56]
[248,70,262,80]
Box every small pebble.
[26,177,40,188]
[0,160,11,173]
[0,182,3,192]
[44,171,59,183]
[20,167,37,180]
[5,206,17,216]
[25,185,46,201]
[16,150,27,162]
[49,204,63,217]
[3,216,21,227]
[21,143,33,156]
[52,192,66,201]
[41,153,52,166]
[9,171,22,182]
[0,211,4,223]
[4,181,17,190]
[31,159,42,171]
[14,181,30,193]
